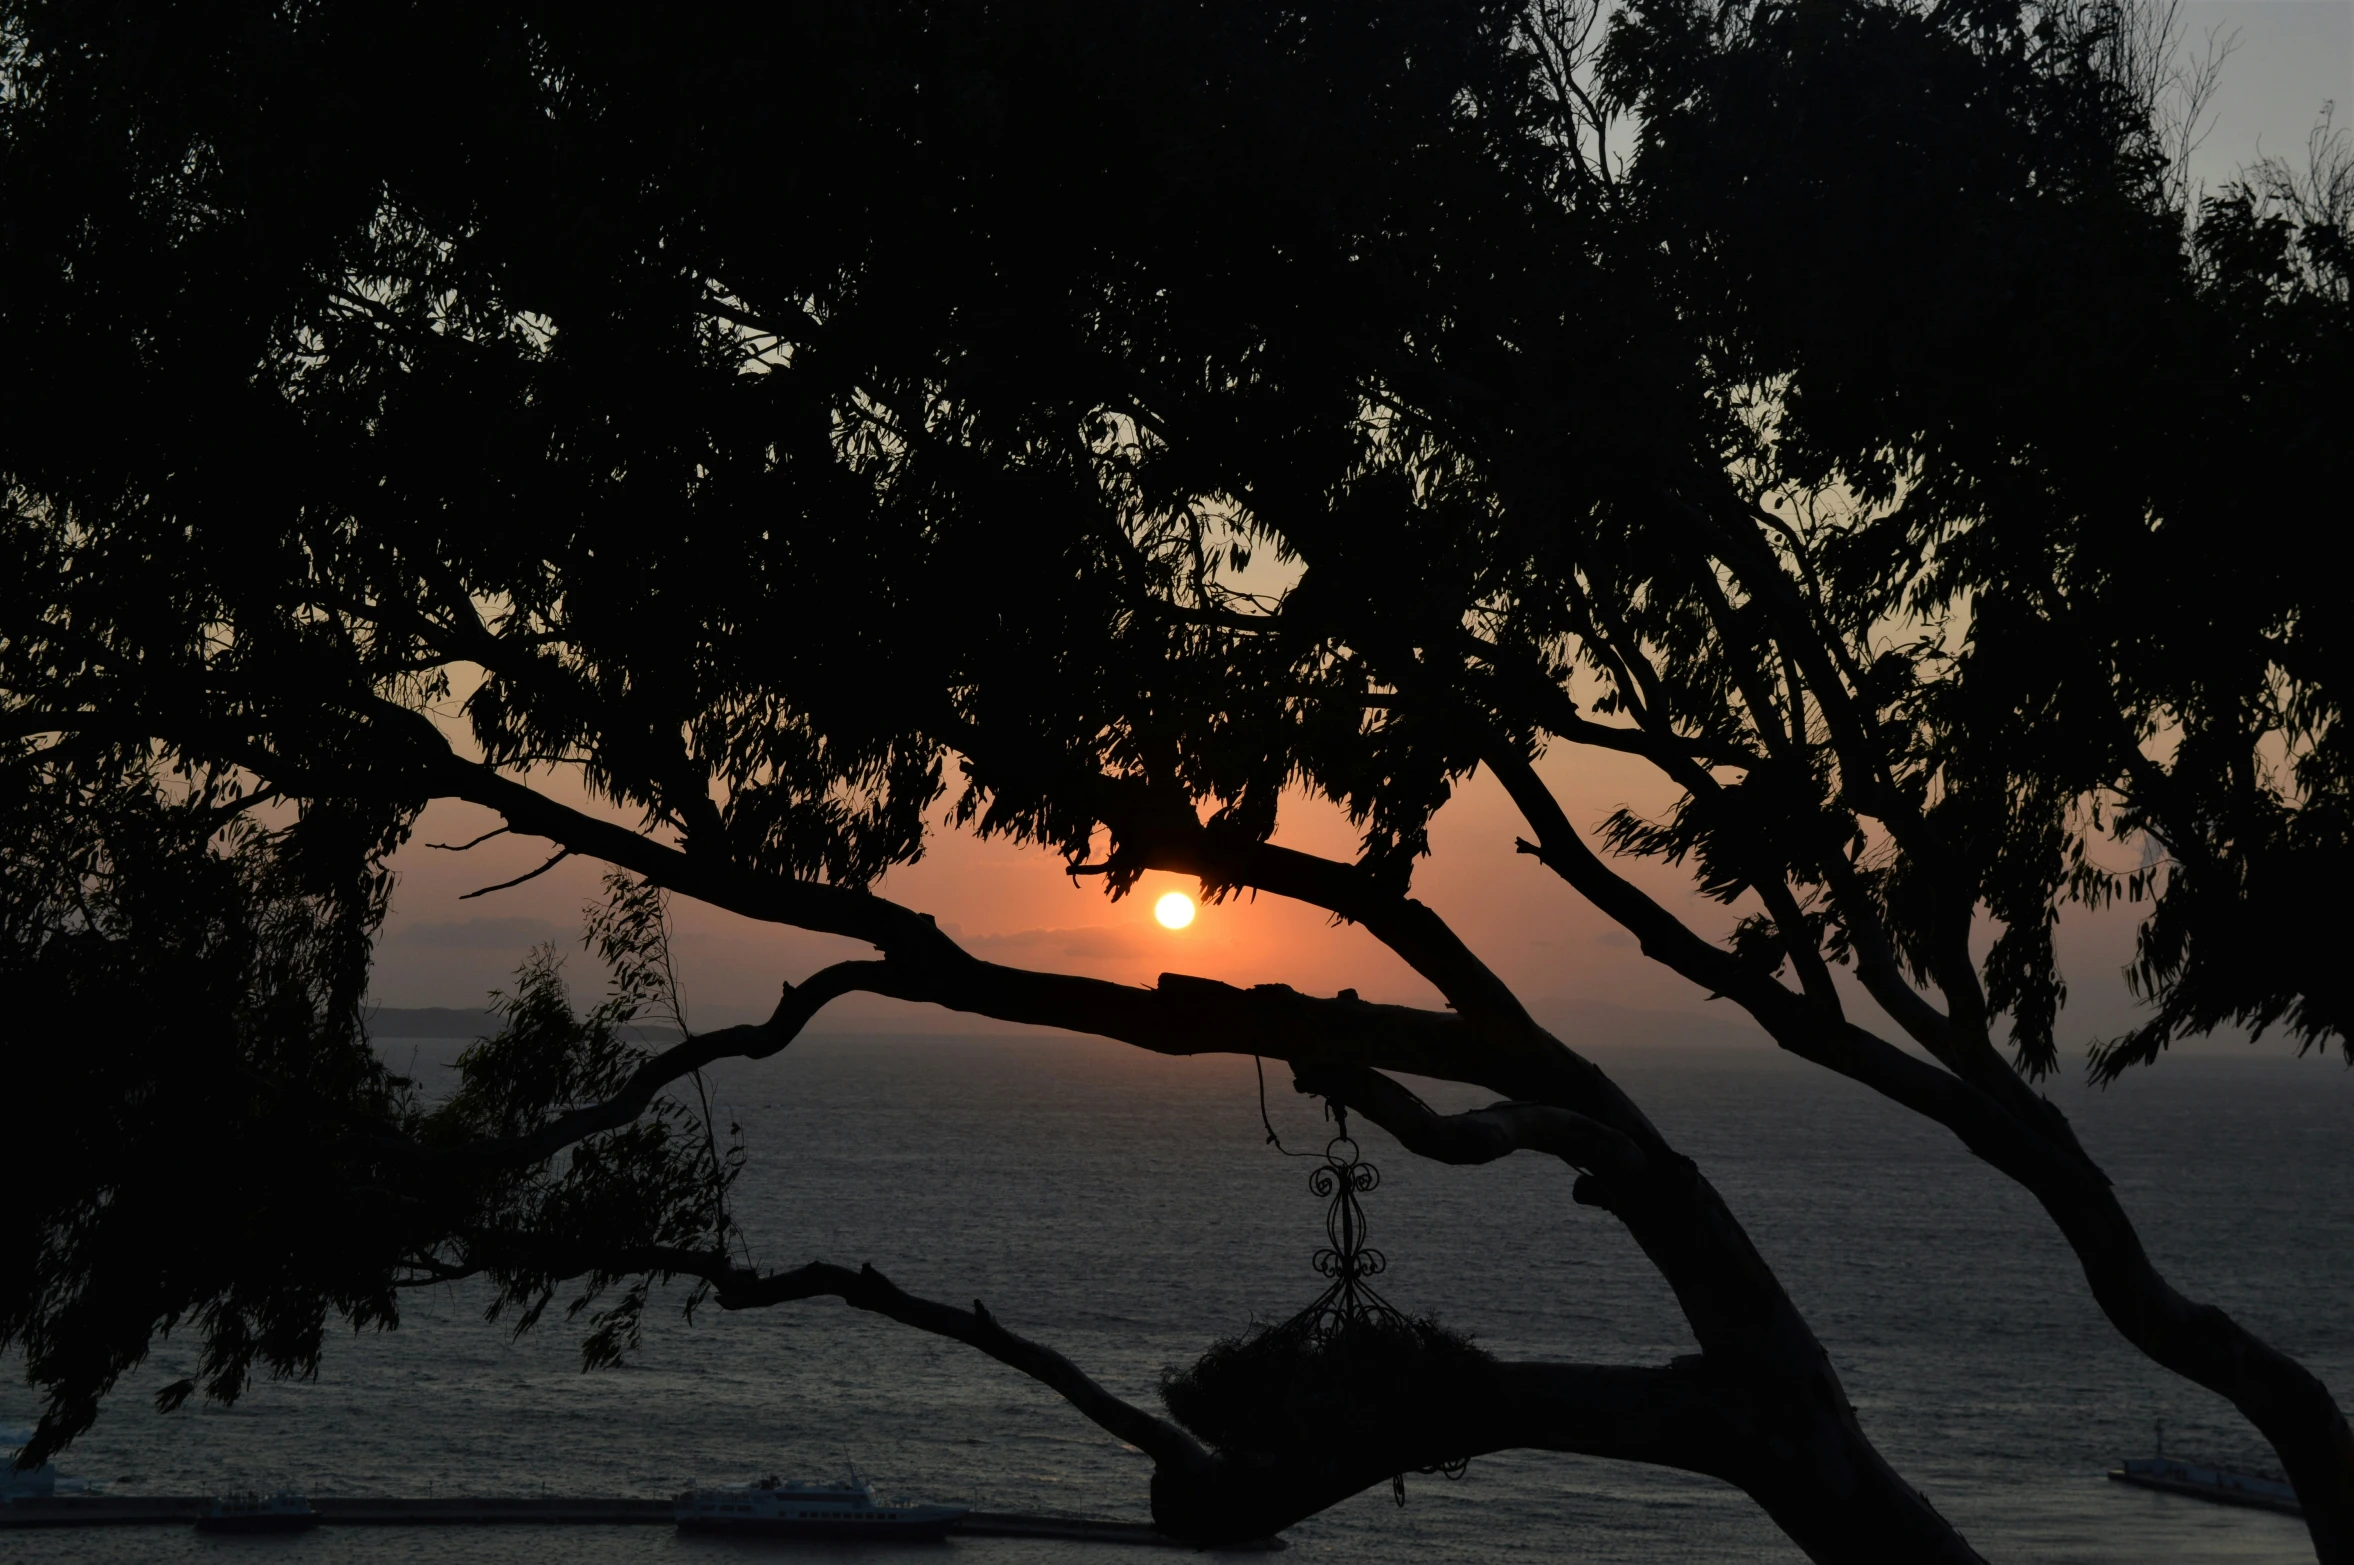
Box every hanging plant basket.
[1161,1107,1489,1475]
[1162,1308,1492,1458]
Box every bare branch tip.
[457,848,573,900]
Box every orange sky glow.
[377,747,1724,1026]
[369,743,2154,1051]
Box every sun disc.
[1154,891,1197,930]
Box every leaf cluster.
[424,878,744,1369]
[0,753,415,1466]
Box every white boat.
[2108,1456,2301,1516]
[675,1470,968,1539]
[2107,1418,2301,1516]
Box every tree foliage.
[0,763,405,1456]
[3,0,2349,1558]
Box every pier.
[0,1495,1284,1548]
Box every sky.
[365,2,2349,1052]
[371,729,2163,1053]
[371,747,1756,1034]
[2180,2,2350,192]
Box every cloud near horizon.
[948,923,1158,962]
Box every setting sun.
[1153,891,1196,930]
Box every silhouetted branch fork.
[347,710,1537,1066]
[343,718,1659,1128]
[1663,486,1921,837]
[1683,486,2016,1056]
[399,961,883,1171]
[1493,766,2097,1186]
[388,954,1505,1173]
[1487,743,2354,1547]
[1455,628,1764,774]
[406,734,957,955]
[1290,1063,1644,1175]
[765,1256,1970,1562]
[642,1252,1773,1545]
[242,707,1619,1120]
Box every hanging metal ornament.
[1289,1103,1406,1342]
[1160,1078,1488,1490]
[1268,1096,1471,1503]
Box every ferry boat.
[2107,1419,2301,1516]
[675,1471,968,1539]
[195,1492,323,1532]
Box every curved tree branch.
[1486,734,2354,1555]
[472,1237,1947,1559]
[402,960,887,1170]
[720,1261,1210,1473]
[169,695,2001,1556]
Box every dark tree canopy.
[4,0,2348,1560]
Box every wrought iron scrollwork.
[1274,1101,1469,1502]
[1299,1131,1397,1337]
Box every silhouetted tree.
[4,0,2347,1559]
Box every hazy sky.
[372,749,1745,1029]
[367,4,2348,1047]
[373,731,2162,1051]
[2181,2,2350,191]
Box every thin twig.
[458,849,572,900]
[428,826,513,853]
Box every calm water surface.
[8,1034,2348,1564]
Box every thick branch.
[418,744,952,956]
[1489,746,1786,1008]
[1290,1063,1645,1174]
[398,951,1528,1173]
[858,961,1526,1088]
[1489,741,2354,1554]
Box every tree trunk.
[1318,1055,1991,1562]
[2039,1175,2354,1563]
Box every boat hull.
[2108,1458,2302,1516]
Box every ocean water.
[7,1034,2348,1564]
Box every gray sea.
[7,1034,2348,1564]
